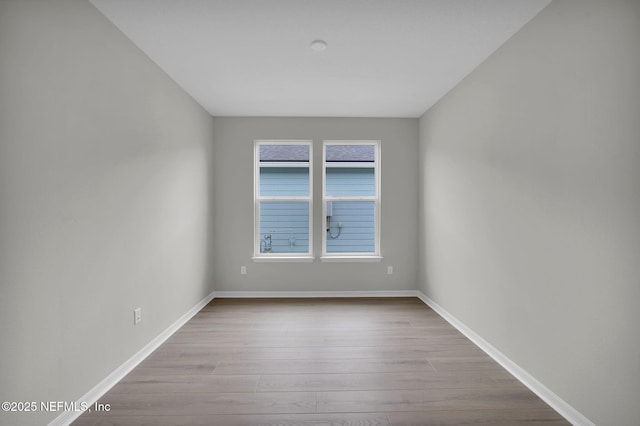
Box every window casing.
[254,141,313,260]
[322,141,381,260]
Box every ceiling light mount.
[310,39,327,51]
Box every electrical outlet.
[134,308,142,325]
[240,266,247,275]
[387,266,393,275]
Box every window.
[254,141,313,260]
[322,141,381,260]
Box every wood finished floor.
[73,298,569,426]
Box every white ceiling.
[89,0,551,118]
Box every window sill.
[320,255,383,263]
[252,256,315,263]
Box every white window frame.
[321,140,382,262]
[253,140,314,262]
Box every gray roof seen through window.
[260,144,374,162]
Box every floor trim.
[48,290,216,426]
[415,291,594,426]
[212,290,418,298]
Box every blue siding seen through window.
[325,167,375,197]
[259,201,309,253]
[326,201,375,253]
[260,167,309,197]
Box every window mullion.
[324,196,377,202]
[257,196,311,201]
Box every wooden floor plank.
[127,355,220,375]
[147,343,484,361]
[427,357,506,372]
[164,334,328,347]
[111,374,260,394]
[323,336,470,347]
[213,358,435,375]
[257,371,507,392]
[80,391,316,417]
[73,412,390,426]
[316,388,550,413]
[387,408,568,425]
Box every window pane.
[326,145,374,162]
[326,201,375,253]
[260,144,309,162]
[325,166,374,197]
[260,167,309,197]
[259,201,309,253]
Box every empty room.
[1,0,638,425]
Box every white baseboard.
[48,290,216,426]
[212,290,418,298]
[415,291,594,426]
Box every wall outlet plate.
[134,308,142,325]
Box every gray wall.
[212,117,418,292]
[0,1,215,425]
[418,0,640,424]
